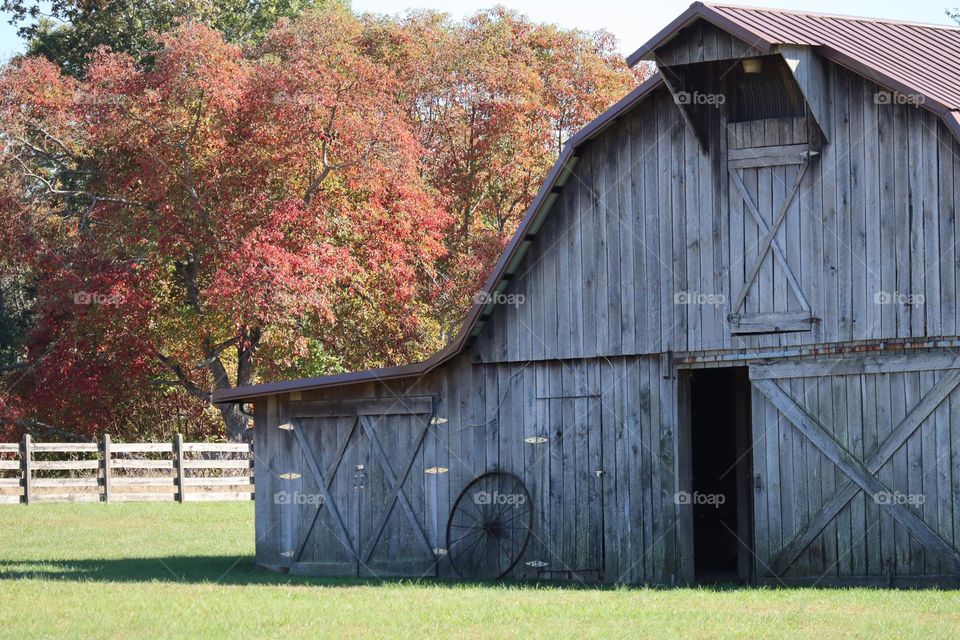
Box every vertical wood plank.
[21,433,32,505]
[174,433,186,503]
[101,433,112,503]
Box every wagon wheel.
[445,471,532,580]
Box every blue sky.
[0,0,955,62]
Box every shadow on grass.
[6,557,941,591]
[0,556,766,590]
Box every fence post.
[101,433,112,503]
[20,434,32,505]
[174,433,185,503]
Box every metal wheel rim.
[445,471,532,580]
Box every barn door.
[358,410,437,577]
[536,387,605,579]
[726,117,817,334]
[285,414,364,576]
[285,396,438,578]
[748,356,960,583]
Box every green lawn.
[1,503,959,639]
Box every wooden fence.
[0,434,253,504]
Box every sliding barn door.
[283,397,438,578]
[748,355,960,583]
[726,117,816,334]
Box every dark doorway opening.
[689,367,753,583]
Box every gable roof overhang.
[213,72,666,403]
[627,2,960,143]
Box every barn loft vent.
[728,55,805,122]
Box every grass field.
[1,503,959,639]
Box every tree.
[364,9,646,337]
[0,13,449,440]
[0,7,640,441]
[2,0,344,76]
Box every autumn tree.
[0,7,640,440]
[364,9,645,337]
[0,13,449,440]
[2,0,345,76]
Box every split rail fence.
[0,435,253,504]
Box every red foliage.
[0,8,640,439]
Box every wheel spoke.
[448,527,485,548]
[452,532,485,572]
[456,506,481,523]
[497,508,531,527]
[447,472,530,580]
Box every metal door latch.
[354,464,366,489]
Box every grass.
[1,503,959,639]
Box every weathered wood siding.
[654,21,765,66]
[749,352,960,585]
[254,350,685,584]
[477,62,960,363]
[253,45,960,586]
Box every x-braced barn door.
[284,396,439,577]
[726,117,818,334]
[748,356,960,582]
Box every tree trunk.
[217,402,250,442]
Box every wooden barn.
[214,3,960,586]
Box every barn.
[214,3,960,586]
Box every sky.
[0,0,956,61]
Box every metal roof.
[216,3,960,403]
[628,2,960,116]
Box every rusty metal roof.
[628,2,960,115]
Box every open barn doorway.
[687,367,753,583]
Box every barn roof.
[214,3,960,403]
[628,2,960,136]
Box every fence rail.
[0,434,253,504]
